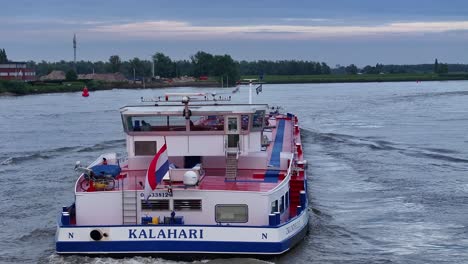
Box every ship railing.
[268,153,294,194]
[118,154,128,166]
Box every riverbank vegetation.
[1,47,468,95]
[242,73,468,84]
[2,72,468,96]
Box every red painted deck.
[76,168,287,193]
[75,115,305,194]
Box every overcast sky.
[2,0,468,66]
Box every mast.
[249,80,252,104]
[242,79,257,104]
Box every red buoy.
[82,86,89,97]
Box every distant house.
[40,70,66,81]
[0,62,36,81]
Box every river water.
[1,81,467,264]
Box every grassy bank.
[241,73,468,83]
[0,80,91,95]
[2,73,468,96]
[0,80,218,96]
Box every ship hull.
[56,208,309,255]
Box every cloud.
[281,18,332,22]
[86,20,468,40]
[3,17,468,42]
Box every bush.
[3,81,30,95]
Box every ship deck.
[75,115,299,193]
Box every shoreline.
[2,74,468,96]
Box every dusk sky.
[2,0,468,66]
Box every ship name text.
[128,228,204,239]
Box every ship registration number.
[140,191,173,198]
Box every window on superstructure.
[174,199,202,211]
[189,115,224,131]
[280,195,285,213]
[134,141,156,156]
[142,199,170,211]
[285,191,289,209]
[241,115,249,131]
[252,110,265,131]
[125,115,187,132]
[215,204,248,223]
[271,200,278,214]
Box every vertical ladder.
[225,151,238,180]
[122,190,138,225]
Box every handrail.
[267,153,294,194]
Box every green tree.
[191,51,214,77]
[108,55,121,73]
[0,48,8,63]
[66,70,77,81]
[434,58,439,73]
[174,60,194,76]
[438,63,449,74]
[152,52,174,77]
[212,54,239,86]
[345,64,358,74]
[321,62,331,74]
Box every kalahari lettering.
[129,228,204,239]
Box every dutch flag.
[144,143,169,199]
[256,84,262,94]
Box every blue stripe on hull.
[56,222,309,255]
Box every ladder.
[225,151,238,180]
[122,190,138,225]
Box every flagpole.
[249,80,252,104]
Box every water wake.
[392,90,468,102]
[301,128,468,164]
[0,139,125,166]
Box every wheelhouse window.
[124,115,186,132]
[227,117,238,132]
[215,204,248,223]
[142,199,170,211]
[241,115,250,131]
[252,110,265,131]
[189,115,224,131]
[280,195,285,213]
[134,141,156,156]
[271,200,278,214]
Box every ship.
[56,86,309,255]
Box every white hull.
[56,208,308,255]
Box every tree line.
[1,48,467,83]
[20,51,332,85]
